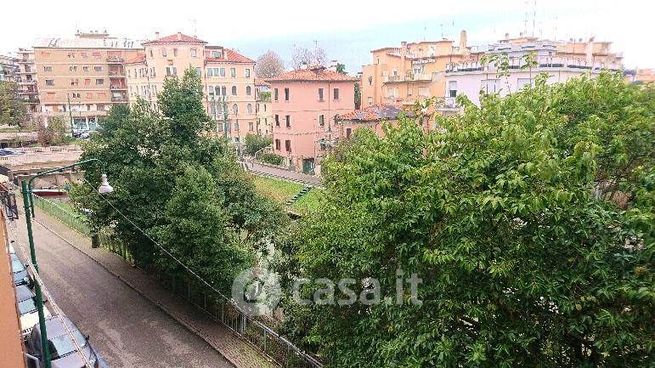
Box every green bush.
[259,152,284,166]
[244,133,272,156]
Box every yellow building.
[361,31,472,107]
[125,32,257,145]
[33,31,142,131]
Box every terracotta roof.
[266,67,357,82]
[143,32,206,45]
[205,48,254,64]
[254,78,270,87]
[339,104,406,122]
[124,53,146,65]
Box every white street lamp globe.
[97,174,113,194]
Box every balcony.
[108,70,125,77]
[111,95,128,102]
[106,56,124,64]
[110,85,127,91]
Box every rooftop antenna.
[532,0,537,37]
[524,0,529,36]
[440,23,444,39]
[190,18,198,37]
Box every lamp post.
[21,158,112,368]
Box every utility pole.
[221,95,228,139]
[67,93,74,136]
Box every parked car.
[25,315,99,368]
[10,253,32,287]
[15,285,51,336]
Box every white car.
[15,285,51,336]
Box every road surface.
[8,212,233,368]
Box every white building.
[444,39,622,106]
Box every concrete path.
[244,161,322,187]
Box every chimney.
[155,31,160,39]
[328,60,338,72]
[505,32,510,39]
[459,30,468,50]
[300,62,308,70]
[177,32,182,41]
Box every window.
[84,79,90,86]
[333,88,340,100]
[207,68,214,77]
[481,79,500,94]
[149,49,153,57]
[173,48,178,57]
[275,139,281,150]
[247,103,253,114]
[45,79,54,86]
[214,86,221,95]
[221,86,227,95]
[96,78,104,85]
[274,88,279,101]
[230,68,236,77]
[448,81,457,98]
[191,48,197,57]
[245,68,251,77]
[70,79,79,86]
[346,128,352,139]
[232,104,238,114]
[83,66,89,72]
[94,66,102,72]
[162,48,167,57]
[318,114,325,126]
[249,122,254,131]
[367,96,373,106]
[220,68,226,77]
[284,88,289,101]
[275,114,280,127]
[318,88,324,101]
[231,86,237,95]
[517,78,534,89]
[43,66,52,72]
[212,51,220,58]
[285,140,291,152]
[195,67,202,76]
[166,66,177,76]
[246,86,252,96]
[69,65,77,72]
[285,115,290,128]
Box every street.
[8,212,233,368]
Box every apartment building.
[0,54,18,82]
[444,36,623,105]
[15,49,40,114]
[255,79,272,136]
[125,32,257,144]
[361,31,472,107]
[268,66,356,174]
[33,31,142,131]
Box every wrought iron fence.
[31,194,322,368]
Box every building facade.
[267,66,356,174]
[255,79,272,136]
[444,36,623,105]
[361,31,472,107]
[33,31,142,131]
[0,54,18,82]
[125,32,257,145]
[15,49,40,115]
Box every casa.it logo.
[231,267,281,317]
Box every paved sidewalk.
[245,161,323,187]
[28,207,278,368]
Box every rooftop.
[339,104,406,122]
[34,36,142,50]
[142,32,206,45]
[205,48,254,64]
[266,66,357,82]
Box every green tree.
[277,72,655,367]
[73,67,287,291]
[244,133,272,156]
[0,81,27,128]
[37,116,69,146]
[354,82,361,109]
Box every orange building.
[125,32,258,145]
[33,31,142,131]
[361,31,473,107]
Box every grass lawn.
[252,176,303,203]
[251,175,323,215]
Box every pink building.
[267,66,356,174]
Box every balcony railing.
[108,70,125,77]
[111,95,128,102]
[110,85,127,90]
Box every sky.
[2,0,652,70]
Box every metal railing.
[30,194,322,368]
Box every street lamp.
[20,158,111,368]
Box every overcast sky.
[2,0,652,70]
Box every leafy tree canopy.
[0,81,27,127]
[72,68,288,291]
[277,72,655,367]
